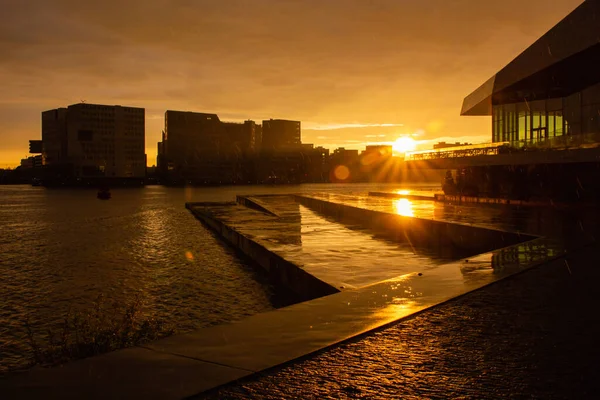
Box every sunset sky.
[0,0,582,167]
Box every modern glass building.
[461,0,600,146]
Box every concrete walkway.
[203,242,600,399]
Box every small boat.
[97,188,111,200]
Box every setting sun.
[392,137,417,154]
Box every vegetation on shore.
[24,294,175,368]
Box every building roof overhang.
[461,0,600,116]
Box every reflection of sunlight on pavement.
[360,276,425,331]
[366,298,423,332]
[394,198,414,217]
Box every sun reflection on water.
[394,198,414,217]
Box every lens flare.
[334,165,350,181]
[185,251,194,261]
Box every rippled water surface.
[0,183,434,372]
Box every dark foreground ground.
[200,244,600,399]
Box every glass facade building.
[462,0,600,148]
[491,83,600,144]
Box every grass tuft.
[24,294,175,368]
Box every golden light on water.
[394,198,414,217]
[392,136,417,154]
[396,189,410,195]
[333,165,350,181]
[185,251,194,261]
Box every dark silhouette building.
[36,103,146,184]
[28,140,43,154]
[329,148,360,182]
[156,109,339,184]
[222,120,257,156]
[41,107,68,167]
[261,119,301,151]
[256,144,329,184]
[255,124,263,152]
[159,111,262,184]
[160,111,224,184]
[20,155,42,169]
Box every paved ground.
[201,243,600,399]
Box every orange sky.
[0,0,583,168]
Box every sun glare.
[394,198,414,217]
[392,137,417,154]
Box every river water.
[0,183,437,373]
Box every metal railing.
[404,142,510,161]
[405,132,600,161]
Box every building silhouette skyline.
[10,102,443,186]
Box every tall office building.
[255,124,263,152]
[161,110,225,183]
[160,111,261,183]
[222,120,257,156]
[41,108,68,166]
[40,103,146,179]
[261,119,301,150]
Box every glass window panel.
[555,111,563,137]
[540,112,546,129]
[507,111,514,142]
[498,113,504,142]
[493,106,503,143]
[518,112,526,142]
[524,111,529,142]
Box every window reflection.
[493,98,572,144]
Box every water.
[0,183,436,373]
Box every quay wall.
[186,202,339,301]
